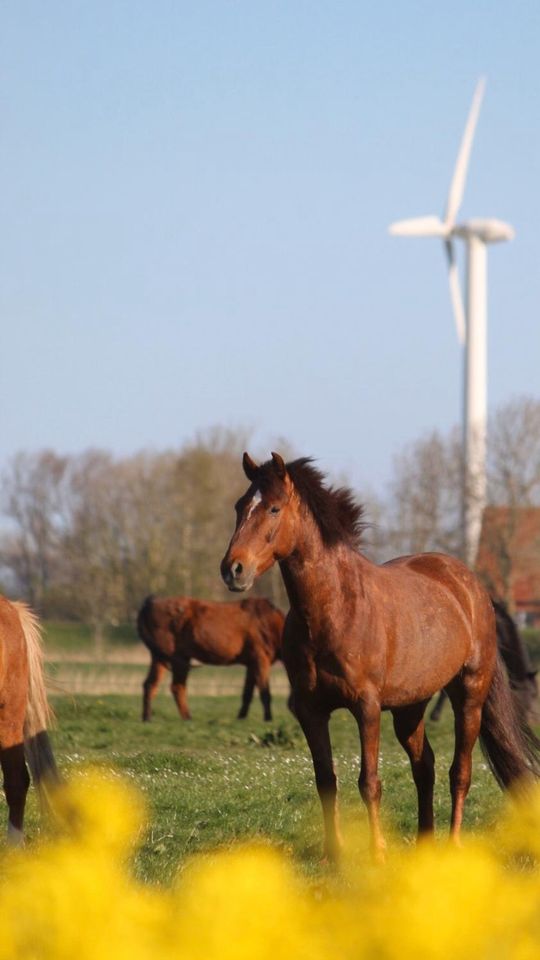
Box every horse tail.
[137,595,169,666]
[137,595,154,646]
[479,652,540,788]
[13,602,60,801]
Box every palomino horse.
[430,599,539,723]
[137,595,285,722]
[0,596,58,843]
[221,453,540,861]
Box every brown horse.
[138,595,285,722]
[0,596,58,843]
[221,453,540,861]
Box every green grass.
[43,621,138,654]
[18,693,507,886]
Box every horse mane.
[257,457,367,549]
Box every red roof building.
[475,506,540,626]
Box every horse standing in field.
[430,598,539,723]
[0,596,58,843]
[221,453,540,861]
[137,595,285,722]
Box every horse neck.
[278,513,363,622]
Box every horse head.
[220,452,297,592]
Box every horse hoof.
[321,841,342,866]
[7,823,24,846]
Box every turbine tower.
[389,79,514,567]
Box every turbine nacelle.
[388,216,514,245]
[452,219,515,244]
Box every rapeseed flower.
[1,769,540,959]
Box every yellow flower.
[0,769,539,959]
[52,767,146,854]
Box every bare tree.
[0,451,69,609]
[488,396,540,507]
[107,451,187,618]
[383,395,540,564]
[59,451,127,652]
[386,429,463,558]
[175,427,253,601]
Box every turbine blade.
[444,77,486,226]
[389,215,447,237]
[445,239,466,345]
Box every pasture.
[23,667,506,886]
[18,618,537,887]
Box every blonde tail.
[13,602,59,793]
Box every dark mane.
[256,457,367,549]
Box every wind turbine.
[389,78,514,567]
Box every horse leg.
[353,699,386,861]
[255,657,272,722]
[238,665,256,719]
[446,677,484,841]
[142,657,166,722]
[170,658,191,720]
[1,743,30,845]
[392,701,435,835]
[429,689,447,722]
[295,702,341,862]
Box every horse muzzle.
[220,557,255,593]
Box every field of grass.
[19,690,508,887]
[26,618,539,889]
[43,621,138,654]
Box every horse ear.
[271,452,287,479]
[242,452,259,482]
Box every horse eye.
[270,506,280,515]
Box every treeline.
[0,428,289,641]
[1,397,539,638]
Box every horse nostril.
[232,561,243,578]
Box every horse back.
[361,553,496,707]
[383,552,493,627]
[185,600,274,664]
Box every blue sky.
[1,1,538,492]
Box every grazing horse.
[221,453,540,861]
[138,595,285,722]
[0,596,58,843]
[430,599,539,723]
